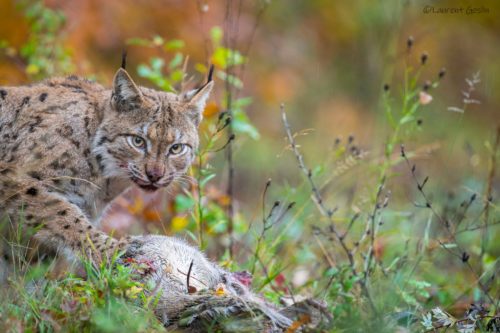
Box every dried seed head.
[423,80,431,91]
[383,83,390,92]
[438,67,446,79]
[218,111,227,121]
[407,36,414,50]
[420,52,428,65]
[348,135,354,144]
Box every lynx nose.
[145,165,164,183]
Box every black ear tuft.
[195,64,215,95]
[207,64,214,83]
[121,49,127,70]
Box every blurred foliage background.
[1,0,499,202]
[0,0,499,331]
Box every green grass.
[0,247,164,333]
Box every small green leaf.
[164,39,185,50]
[126,37,152,47]
[200,173,216,188]
[400,114,414,125]
[234,97,253,110]
[168,52,183,69]
[137,64,152,77]
[210,26,223,45]
[152,35,164,46]
[217,71,243,88]
[175,194,195,212]
[150,57,164,71]
[170,69,184,83]
[232,110,260,139]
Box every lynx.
[0,64,213,263]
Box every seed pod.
[407,36,414,50]
[420,52,428,65]
[423,80,431,91]
[438,67,446,79]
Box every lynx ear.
[183,81,214,125]
[112,68,143,111]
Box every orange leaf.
[203,101,220,118]
[143,208,162,222]
[126,197,144,214]
[286,314,311,332]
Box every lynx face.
[92,69,213,191]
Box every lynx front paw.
[82,235,134,266]
[115,236,145,263]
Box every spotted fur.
[0,68,213,263]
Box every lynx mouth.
[132,177,172,192]
[131,177,160,192]
[137,183,159,192]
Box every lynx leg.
[1,177,128,264]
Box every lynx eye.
[169,143,185,155]
[129,135,146,149]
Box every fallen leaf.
[215,283,226,296]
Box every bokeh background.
[1,0,499,325]
[1,0,499,203]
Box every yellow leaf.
[171,215,188,232]
[126,285,143,299]
[215,283,226,296]
[26,64,39,75]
